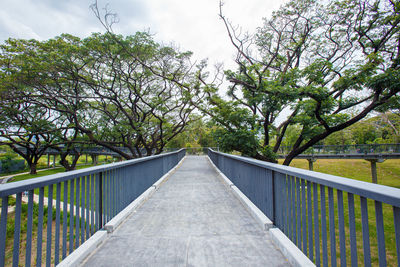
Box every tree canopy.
[0,32,202,173]
[197,0,400,164]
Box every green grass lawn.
[10,165,91,183]
[279,158,400,188]
[1,154,116,178]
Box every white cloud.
[0,11,41,40]
[1,0,287,80]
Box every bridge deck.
[82,156,290,266]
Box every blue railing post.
[272,170,276,226]
[98,172,103,229]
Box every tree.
[0,32,201,159]
[343,112,400,144]
[0,98,59,174]
[165,116,218,149]
[201,0,400,164]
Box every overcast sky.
[0,0,286,70]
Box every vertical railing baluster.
[107,170,110,222]
[86,175,90,240]
[97,172,103,229]
[297,177,301,248]
[307,181,313,261]
[69,179,75,253]
[302,179,307,254]
[104,171,107,223]
[81,177,86,244]
[328,187,337,267]
[348,193,358,267]
[121,169,129,209]
[110,170,114,217]
[291,176,296,243]
[313,183,320,266]
[279,173,284,229]
[274,171,281,228]
[36,187,45,266]
[115,168,121,216]
[360,196,371,267]
[75,177,80,248]
[111,169,114,217]
[25,191,34,267]
[374,201,386,267]
[62,181,68,259]
[116,168,119,214]
[55,183,61,265]
[337,190,346,267]
[283,174,288,234]
[12,192,22,267]
[393,206,400,267]
[282,174,289,235]
[107,169,111,217]
[0,196,9,266]
[320,185,328,267]
[91,174,95,234]
[288,176,292,240]
[46,184,53,267]
[116,168,119,216]
[104,169,107,224]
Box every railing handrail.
[209,148,400,207]
[0,149,185,197]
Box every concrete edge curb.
[206,156,233,187]
[153,156,186,189]
[230,186,274,230]
[56,230,107,267]
[269,228,316,267]
[104,186,155,233]
[206,156,272,230]
[104,156,186,234]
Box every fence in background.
[0,149,185,267]
[278,143,400,155]
[208,148,400,267]
[184,147,218,155]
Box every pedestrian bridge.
[0,149,399,266]
[80,156,290,266]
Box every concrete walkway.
[82,156,290,267]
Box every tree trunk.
[29,162,37,175]
[69,154,80,171]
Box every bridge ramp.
[82,156,290,266]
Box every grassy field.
[279,158,400,188]
[1,154,117,178]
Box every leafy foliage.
[0,32,201,170]
[199,0,400,164]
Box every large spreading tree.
[199,0,400,164]
[0,32,201,161]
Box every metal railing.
[208,148,400,267]
[278,143,400,155]
[184,147,219,155]
[0,149,185,267]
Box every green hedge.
[0,158,26,174]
